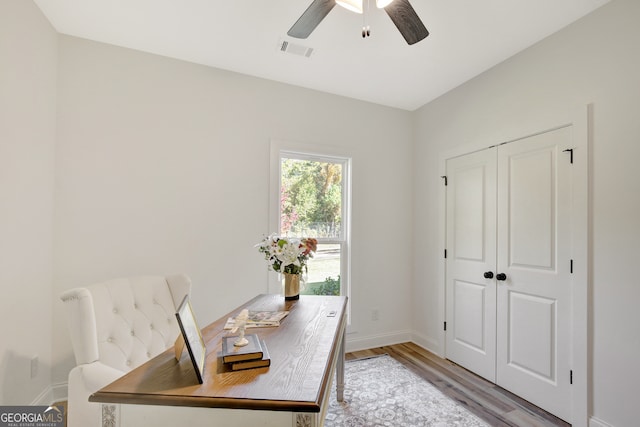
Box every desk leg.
[336,326,345,402]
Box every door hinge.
[441,175,448,186]
[563,148,574,164]
[570,259,574,274]
[570,370,573,385]
[444,321,447,331]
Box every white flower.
[275,239,302,267]
[257,233,316,275]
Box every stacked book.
[221,334,271,371]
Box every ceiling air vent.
[279,40,314,58]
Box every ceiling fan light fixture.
[376,0,394,8]
[336,0,363,14]
[288,0,428,45]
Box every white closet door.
[495,127,572,422]
[445,148,497,382]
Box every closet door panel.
[496,127,572,422]
[508,149,555,270]
[445,148,497,382]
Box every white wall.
[0,0,57,405]
[412,1,640,426]
[52,36,415,382]
[5,1,637,426]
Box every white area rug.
[325,355,490,427]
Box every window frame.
[268,140,351,307]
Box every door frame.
[436,105,591,426]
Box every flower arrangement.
[256,234,318,275]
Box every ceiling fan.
[287,0,429,45]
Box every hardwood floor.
[346,342,571,427]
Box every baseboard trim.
[345,330,444,357]
[589,416,614,427]
[50,382,68,403]
[31,382,68,406]
[410,331,441,357]
[345,330,413,353]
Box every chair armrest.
[67,362,125,427]
[61,288,99,365]
[76,361,126,392]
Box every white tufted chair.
[60,274,191,427]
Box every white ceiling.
[34,0,610,111]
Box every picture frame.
[175,295,206,384]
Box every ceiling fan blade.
[288,0,336,39]
[383,0,429,45]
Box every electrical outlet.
[30,355,38,379]
[372,308,379,321]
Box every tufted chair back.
[60,274,191,427]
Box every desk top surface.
[90,294,348,413]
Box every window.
[269,143,351,299]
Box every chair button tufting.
[126,360,131,366]
[107,337,114,343]
[130,330,135,336]
[112,308,118,314]
[146,352,151,358]
[134,303,138,309]
[150,324,154,330]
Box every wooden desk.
[91,294,348,427]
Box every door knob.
[496,273,507,281]
[483,271,494,279]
